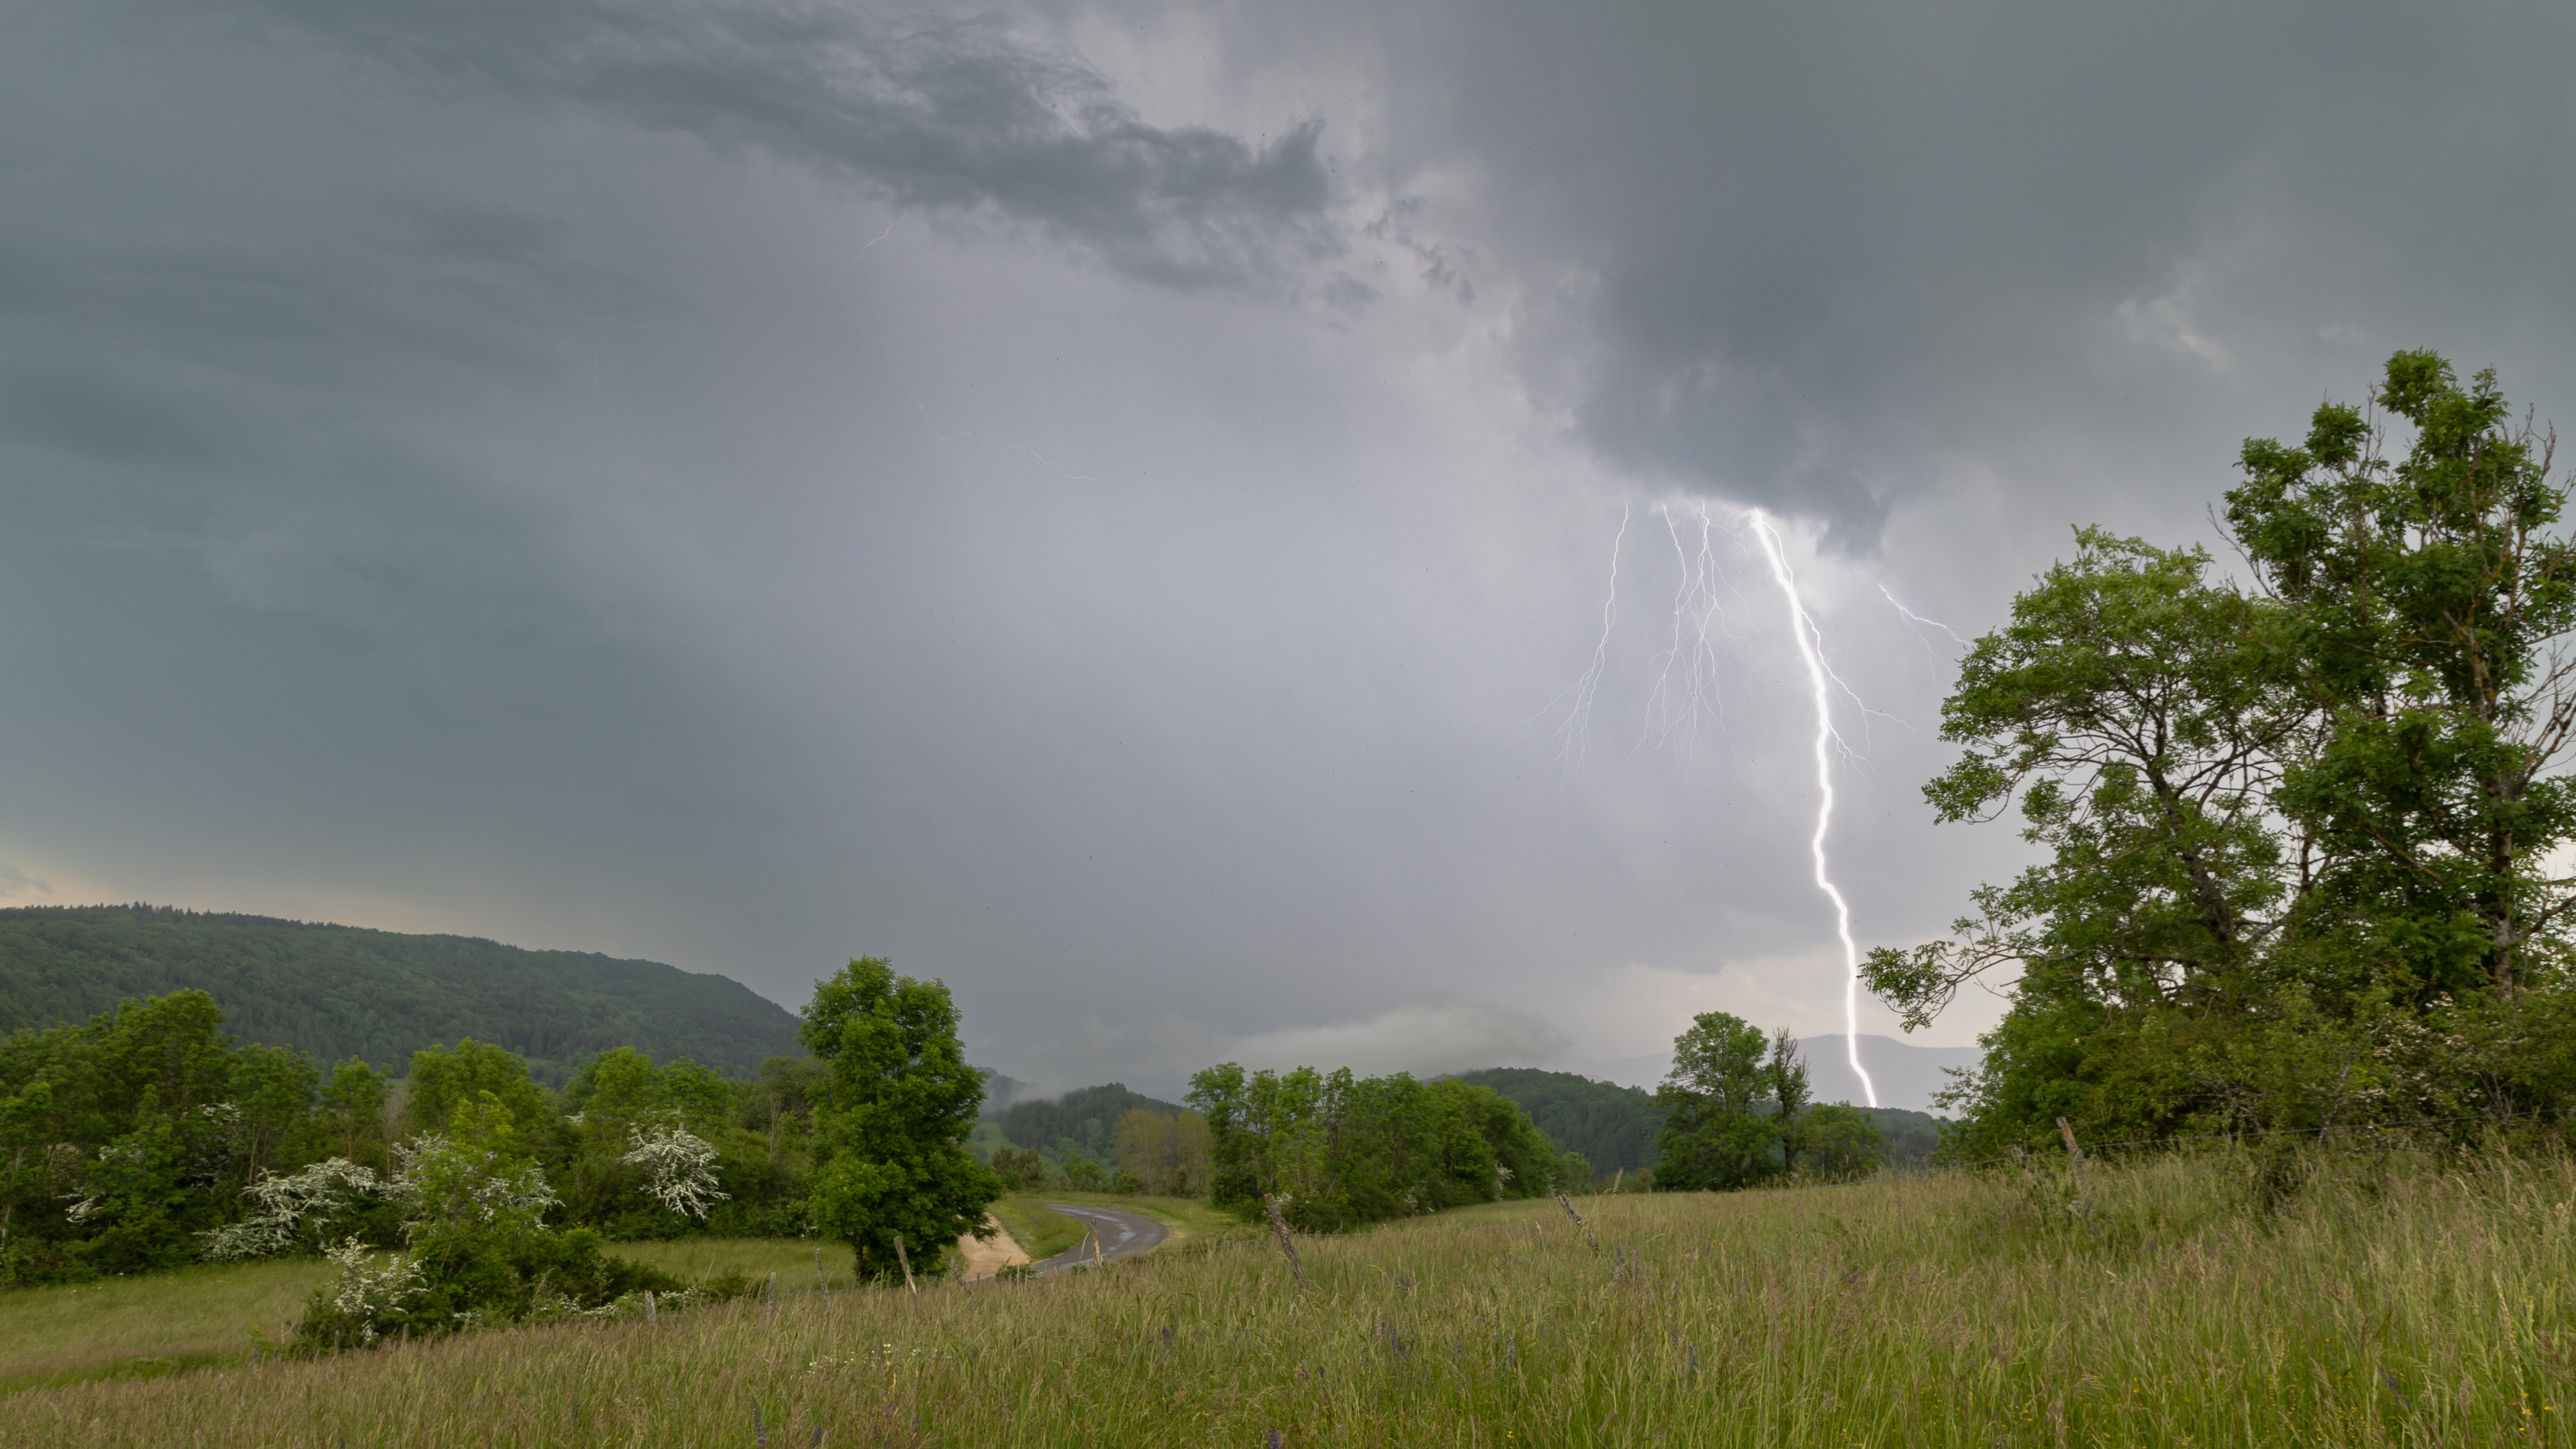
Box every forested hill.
[0,905,804,1082]
[1453,1069,1664,1173]
[991,1083,1185,1161]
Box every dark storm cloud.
[225,0,1341,293]
[1380,0,2576,547]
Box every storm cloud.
[222,0,1345,293]
[4,0,2573,1091]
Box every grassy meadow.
[5,1145,2575,1445]
[0,1258,337,1392]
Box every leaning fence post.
[892,1234,920,1296]
[643,1289,657,1327]
[2057,1116,2093,1216]
[814,1247,831,1300]
[1262,1193,1309,1291]
[1554,1191,1587,1237]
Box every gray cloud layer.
[229,0,1341,293]
[4,0,2573,1088]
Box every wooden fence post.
[892,1235,920,1296]
[1554,1192,1587,1235]
[2057,1117,2093,1216]
[1262,1193,1309,1291]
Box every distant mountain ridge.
[0,904,805,1082]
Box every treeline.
[1188,1064,1568,1232]
[0,988,825,1288]
[3,957,1002,1347]
[1868,352,2576,1158]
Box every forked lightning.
[1749,511,1879,1109]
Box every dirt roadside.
[953,1216,1031,1281]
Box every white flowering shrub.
[619,1120,729,1220]
[201,1157,383,1260]
[391,1131,558,1237]
[320,1236,425,1346]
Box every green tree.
[1797,1104,1888,1181]
[987,1145,1050,1192]
[1863,532,2300,1032]
[1113,1107,1210,1196]
[94,991,232,1120]
[799,958,1000,1282]
[318,1060,392,1168]
[1869,351,2576,1154]
[1861,531,2307,1150]
[228,1044,320,1179]
[1653,1014,1808,1191]
[2228,352,2576,997]
[1453,1068,1667,1174]
[404,1040,555,1142]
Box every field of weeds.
[5,1144,2573,1446]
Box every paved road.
[1031,1203,1170,1272]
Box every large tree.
[1872,352,2576,1152]
[800,957,999,1282]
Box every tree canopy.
[799,957,1001,1282]
[1870,352,2576,1155]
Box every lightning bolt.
[1540,500,1630,767]
[1750,511,1879,1109]
[854,219,902,262]
[1633,503,1734,759]
[1879,584,1971,683]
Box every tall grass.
[7,1143,2573,1445]
[613,1238,859,1292]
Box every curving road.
[1030,1203,1170,1272]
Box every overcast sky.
[7,0,2573,1100]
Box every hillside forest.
[0,906,805,1083]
